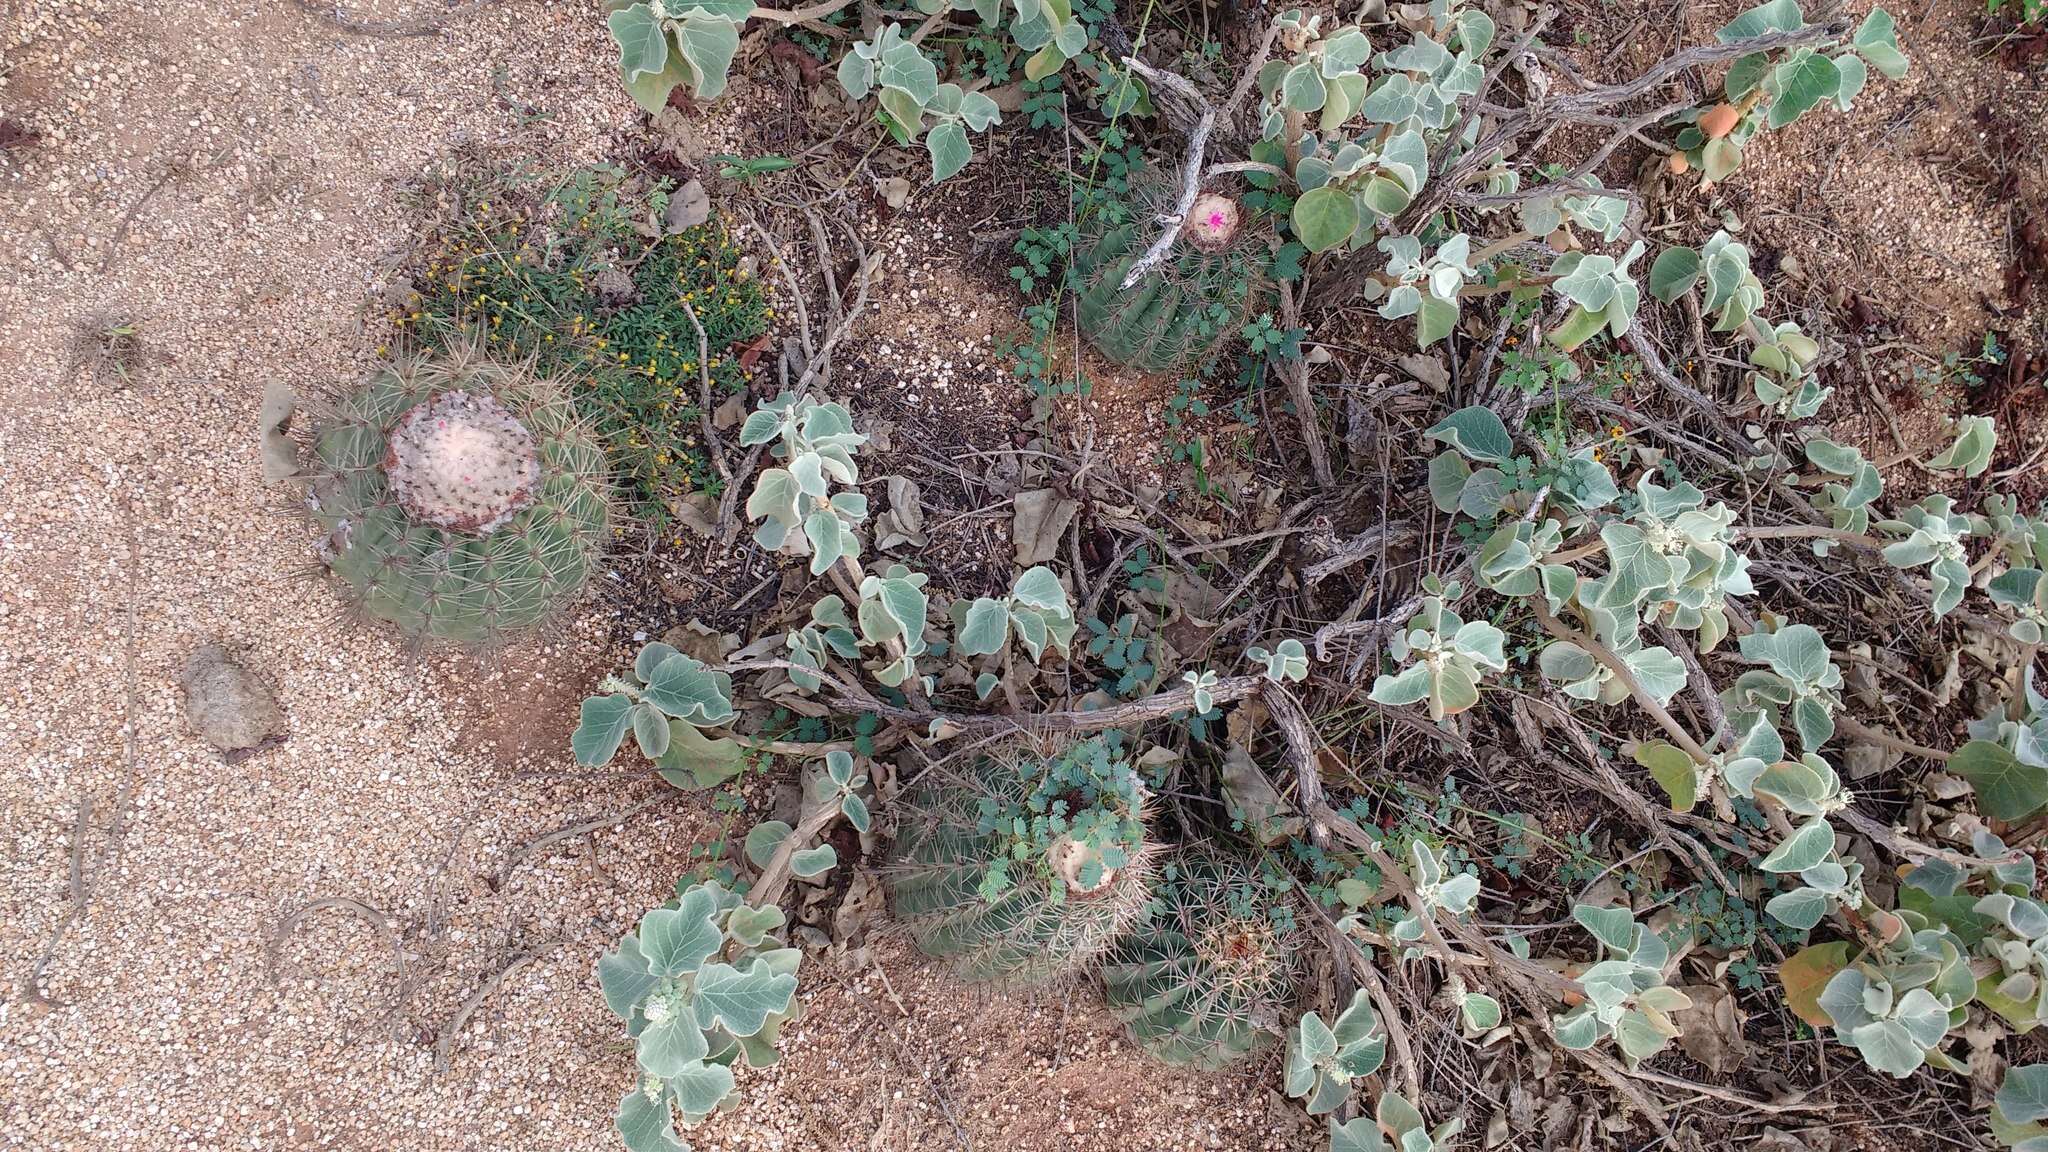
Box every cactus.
[1068,169,1271,373]
[307,349,611,645]
[884,736,1153,983]
[1100,848,1303,1069]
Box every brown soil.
[2,0,2042,1149]
[0,2,1309,1149]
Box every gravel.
[0,4,1315,1149]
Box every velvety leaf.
[1633,740,1699,811]
[1854,8,1909,78]
[1369,662,1432,707]
[665,1058,737,1123]
[1415,294,1459,347]
[1427,450,1471,514]
[609,4,670,81]
[957,597,1010,656]
[1425,406,1514,464]
[693,959,801,1037]
[1926,415,1996,477]
[725,904,787,948]
[672,12,740,100]
[1648,246,1701,303]
[927,121,972,182]
[2000,1066,2048,1126]
[637,1003,711,1077]
[1624,647,1689,707]
[616,1084,687,1152]
[1597,523,1673,608]
[1765,886,1828,930]
[573,693,637,766]
[1573,903,1638,954]
[791,844,838,877]
[840,791,871,833]
[1293,185,1359,254]
[744,820,793,869]
[1849,1018,1927,1077]
[1329,1116,1390,1152]
[1766,52,1840,128]
[655,721,747,790]
[1759,817,1836,874]
[1461,993,1502,1031]
[1012,565,1068,612]
[640,886,724,977]
[632,701,672,759]
[1950,739,2048,821]
[643,654,736,725]
[598,934,659,1019]
[1553,1006,1600,1050]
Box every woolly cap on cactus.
[1050,834,1120,897]
[1183,192,1241,254]
[382,390,542,533]
[884,737,1154,984]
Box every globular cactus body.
[1068,171,1270,374]
[309,351,610,645]
[1101,848,1302,1069]
[885,738,1153,984]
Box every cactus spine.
[884,737,1154,983]
[1069,169,1270,373]
[1100,848,1303,1068]
[308,349,611,645]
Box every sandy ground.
[0,3,1313,1150]
[5,0,2037,1149]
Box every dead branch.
[267,896,407,983]
[680,300,730,481]
[490,789,679,891]
[1275,281,1339,489]
[1305,522,1417,585]
[27,496,141,1006]
[434,938,567,1069]
[1113,23,1282,289]
[1259,683,1674,1131]
[748,796,844,909]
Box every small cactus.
[884,737,1153,983]
[1100,848,1303,1069]
[1068,169,1271,373]
[307,349,611,645]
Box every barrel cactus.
[306,350,611,645]
[1069,170,1272,373]
[884,736,1154,983]
[1100,848,1303,1068]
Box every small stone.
[179,645,286,760]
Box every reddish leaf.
[733,333,772,371]
[1779,941,1855,1028]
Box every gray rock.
[179,645,286,760]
